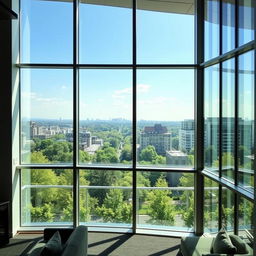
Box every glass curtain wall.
[19,0,196,233]
[203,0,255,241]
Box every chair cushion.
[212,230,237,254]
[229,235,249,254]
[181,236,215,256]
[62,226,88,256]
[41,231,63,256]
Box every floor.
[0,232,181,256]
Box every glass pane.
[21,0,73,63]
[222,0,235,53]
[79,69,132,166]
[238,0,254,46]
[21,69,73,164]
[238,51,254,191]
[204,64,219,172]
[222,59,235,181]
[21,169,73,226]
[137,171,194,232]
[205,0,220,61]
[79,0,132,64]
[221,187,234,232]
[137,0,194,64]
[137,69,194,168]
[238,196,254,240]
[204,177,219,233]
[79,170,132,227]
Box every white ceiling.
[41,0,195,14]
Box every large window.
[19,0,196,233]
[18,0,255,239]
[203,0,255,241]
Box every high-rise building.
[140,124,172,155]
[179,119,195,153]
[204,117,253,153]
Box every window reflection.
[238,0,254,46]
[204,177,219,233]
[205,0,220,61]
[238,51,254,191]
[238,196,253,239]
[222,0,235,53]
[221,59,235,181]
[221,187,234,232]
[204,65,219,172]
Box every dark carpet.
[0,232,181,256]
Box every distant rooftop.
[143,124,168,134]
[166,150,188,157]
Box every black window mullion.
[73,0,79,228]
[233,0,239,235]
[218,184,222,230]
[219,62,222,179]
[253,0,256,251]
[220,0,223,56]
[132,0,137,234]
[234,54,239,234]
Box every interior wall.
[0,0,19,237]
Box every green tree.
[147,177,175,225]
[205,146,217,166]
[30,203,54,222]
[172,137,179,150]
[43,141,72,162]
[177,173,194,227]
[120,144,132,162]
[95,146,119,163]
[86,170,122,205]
[96,189,132,223]
[238,145,249,166]
[139,145,158,162]
[79,150,91,163]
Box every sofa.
[180,235,253,256]
[23,225,88,256]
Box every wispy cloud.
[137,84,150,93]
[112,84,151,99]
[138,96,171,105]
[22,91,37,99]
[112,87,132,99]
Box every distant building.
[140,124,171,155]
[166,150,189,186]
[91,136,103,146]
[166,150,189,166]
[179,119,194,153]
[204,117,253,153]
[79,131,91,148]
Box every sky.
[20,0,254,121]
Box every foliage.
[140,145,158,162]
[95,146,118,163]
[30,203,54,222]
[120,144,132,162]
[238,146,249,166]
[177,173,194,227]
[96,189,132,223]
[147,177,175,225]
[172,137,179,150]
[205,146,217,166]
[139,146,166,165]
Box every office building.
[140,124,172,155]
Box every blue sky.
[20,0,254,121]
[21,0,195,121]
